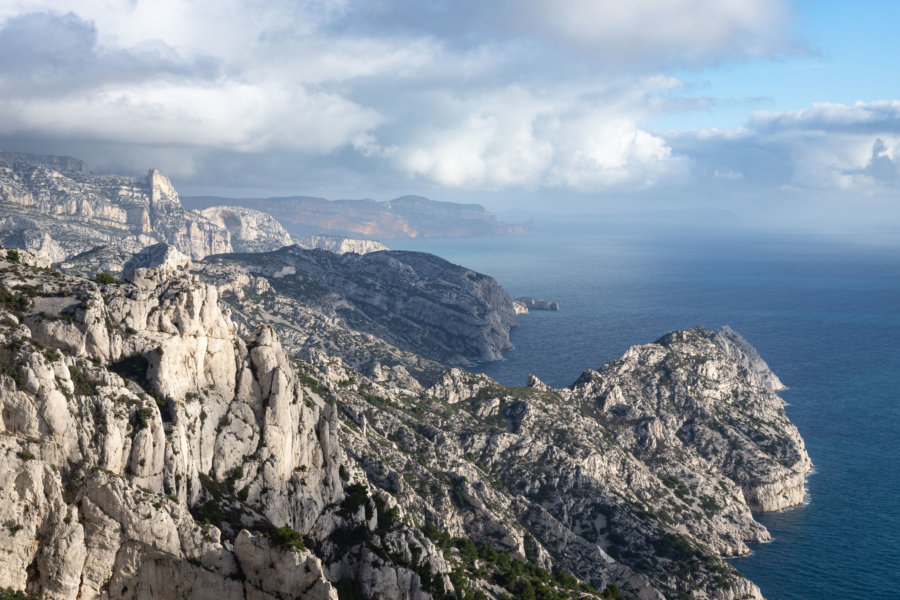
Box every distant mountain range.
[0,150,528,268]
[182,194,531,239]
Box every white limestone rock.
[296,235,389,255]
[200,206,294,253]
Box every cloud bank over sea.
[1,1,898,234]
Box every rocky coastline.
[0,244,811,600]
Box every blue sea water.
[390,219,900,600]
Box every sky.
[1,0,898,236]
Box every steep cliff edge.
[0,152,230,263]
[200,246,518,367]
[199,206,294,254]
[296,235,389,255]
[0,248,449,600]
[181,194,529,239]
[0,247,810,600]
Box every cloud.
[330,0,797,69]
[751,100,900,134]
[0,11,215,96]
[667,101,900,195]
[0,0,797,197]
[509,0,798,68]
[386,80,693,191]
[0,9,384,156]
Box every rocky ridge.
[0,247,447,600]
[296,235,389,255]
[181,194,529,239]
[198,206,295,254]
[0,152,231,263]
[0,246,811,600]
[198,246,518,367]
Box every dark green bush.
[0,283,28,314]
[341,483,369,516]
[267,525,306,551]
[95,272,116,284]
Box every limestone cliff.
[0,247,811,600]
[199,206,294,253]
[199,246,518,367]
[296,235,389,255]
[0,152,231,264]
[181,194,529,239]
[0,247,448,600]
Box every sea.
[389,217,900,600]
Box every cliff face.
[0,248,449,600]
[0,247,811,600]
[199,206,294,254]
[181,194,529,239]
[325,331,810,600]
[296,235,389,255]
[200,246,518,367]
[569,327,812,513]
[0,152,231,264]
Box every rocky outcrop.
[0,249,437,600]
[514,297,560,312]
[296,235,389,255]
[122,242,191,276]
[200,246,518,366]
[199,258,446,387]
[0,152,232,264]
[330,327,809,599]
[199,206,294,253]
[0,247,810,600]
[569,326,812,513]
[55,236,172,279]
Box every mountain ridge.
[181,194,529,239]
[0,246,810,600]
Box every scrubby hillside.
[0,247,809,600]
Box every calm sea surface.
[390,219,900,600]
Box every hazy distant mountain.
[0,151,387,270]
[182,194,530,239]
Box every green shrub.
[6,249,19,263]
[341,483,369,516]
[68,365,99,396]
[267,525,306,551]
[0,587,39,600]
[601,583,627,600]
[190,499,223,529]
[374,494,399,531]
[0,283,28,314]
[95,272,116,284]
[0,342,25,389]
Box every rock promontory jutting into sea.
[0,151,810,600]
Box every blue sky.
[0,0,898,236]
[652,0,900,131]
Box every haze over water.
[391,218,900,600]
